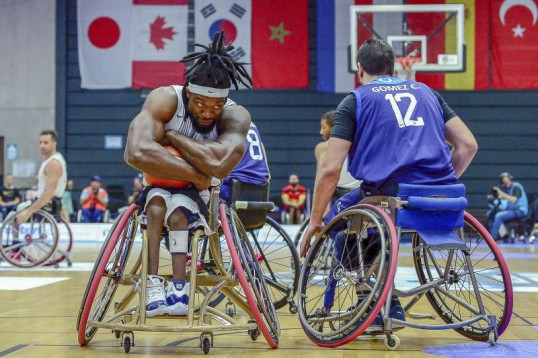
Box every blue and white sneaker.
[165,280,190,315]
[146,275,168,317]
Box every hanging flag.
[77,0,188,89]
[317,0,363,93]
[194,0,308,89]
[490,0,538,89]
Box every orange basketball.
[143,145,191,188]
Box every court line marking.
[0,345,27,357]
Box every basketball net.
[395,57,420,81]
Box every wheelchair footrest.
[416,229,468,251]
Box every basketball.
[143,145,190,189]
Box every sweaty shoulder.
[143,86,178,124]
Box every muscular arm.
[314,141,328,174]
[445,116,478,178]
[166,104,251,179]
[124,86,210,189]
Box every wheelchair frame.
[298,189,513,350]
[0,209,73,268]
[76,185,280,354]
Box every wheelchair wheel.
[219,203,280,348]
[413,211,513,341]
[297,204,398,347]
[0,210,59,268]
[293,216,310,248]
[45,216,73,267]
[77,204,138,346]
[246,216,300,310]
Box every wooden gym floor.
[1,230,538,357]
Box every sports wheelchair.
[77,183,281,354]
[297,183,513,350]
[0,207,73,268]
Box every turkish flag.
[77,0,188,89]
[194,0,309,89]
[491,1,538,89]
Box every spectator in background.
[60,179,75,222]
[281,174,307,224]
[487,172,528,241]
[80,175,109,223]
[0,174,21,220]
[127,174,144,205]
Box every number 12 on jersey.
[385,93,424,128]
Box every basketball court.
[1,3,537,357]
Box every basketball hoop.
[395,57,420,81]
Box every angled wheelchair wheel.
[77,204,139,346]
[293,216,310,249]
[245,216,300,310]
[45,216,73,267]
[0,210,59,268]
[413,211,513,341]
[297,204,398,347]
[219,203,280,348]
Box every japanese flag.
[77,0,188,89]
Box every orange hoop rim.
[395,57,421,71]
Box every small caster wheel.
[225,301,236,318]
[123,336,131,353]
[288,302,298,314]
[202,337,211,354]
[384,334,400,351]
[54,262,59,269]
[114,330,121,339]
[67,260,73,268]
[199,333,212,355]
[488,330,497,346]
[248,327,259,341]
[121,332,134,353]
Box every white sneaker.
[165,280,190,315]
[146,275,167,317]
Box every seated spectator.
[281,174,307,224]
[127,174,144,205]
[0,174,21,220]
[80,175,109,223]
[60,179,75,223]
[487,172,528,241]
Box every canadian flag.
[77,0,188,89]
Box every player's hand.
[193,174,211,191]
[300,220,324,258]
[15,209,31,224]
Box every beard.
[190,116,217,134]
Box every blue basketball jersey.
[348,77,456,187]
[225,122,270,186]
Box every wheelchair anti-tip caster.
[248,319,259,341]
[225,300,236,318]
[384,333,400,351]
[199,332,213,354]
[121,331,134,353]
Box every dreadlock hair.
[180,31,253,91]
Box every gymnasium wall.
[0,0,56,188]
[57,0,538,211]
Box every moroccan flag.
[490,0,538,89]
[194,0,309,89]
[77,0,188,89]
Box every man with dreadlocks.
[125,31,252,317]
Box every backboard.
[350,4,465,73]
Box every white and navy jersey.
[225,122,270,186]
[37,152,67,198]
[166,85,235,142]
[343,77,456,187]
